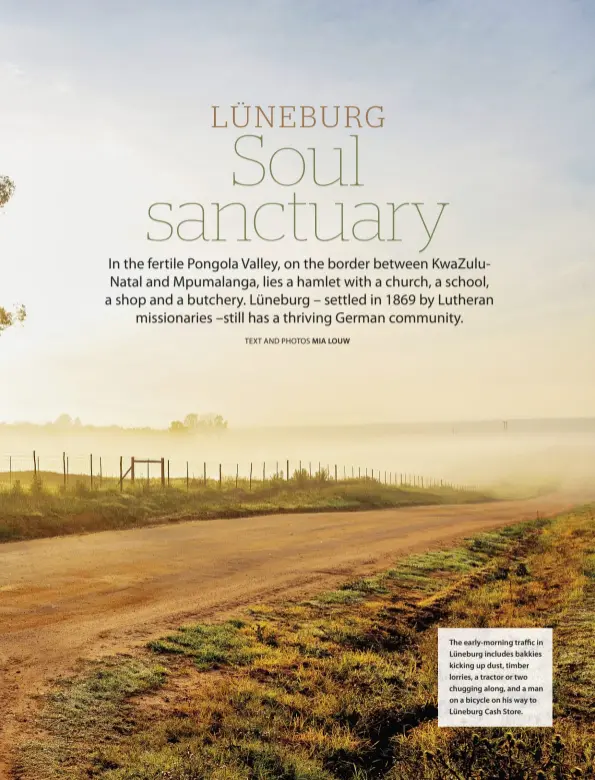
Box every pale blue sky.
[0,0,594,425]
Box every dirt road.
[0,494,587,774]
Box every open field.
[0,491,588,777]
[10,503,595,779]
[0,471,486,543]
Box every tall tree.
[0,175,26,334]
[183,413,199,430]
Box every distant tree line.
[0,413,229,434]
[169,413,228,433]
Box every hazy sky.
[0,0,594,427]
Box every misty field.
[2,423,593,497]
[15,506,595,779]
[0,469,486,542]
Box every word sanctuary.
[147,199,448,252]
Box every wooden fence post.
[219,463,222,488]
[63,452,66,488]
[33,450,37,479]
[204,462,207,486]
[286,459,289,481]
[131,457,135,484]
[100,457,103,487]
[120,456,123,492]
[90,454,93,489]
[186,462,189,491]
[334,464,337,481]
[160,457,165,488]
[236,463,239,488]
[249,462,253,490]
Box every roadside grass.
[17,660,167,776]
[15,507,595,780]
[147,622,266,670]
[0,472,487,543]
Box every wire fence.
[0,451,479,493]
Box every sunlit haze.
[1,0,594,429]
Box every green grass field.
[15,506,595,779]
[0,470,487,543]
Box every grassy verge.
[16,506,595,779]
[0,472,486,543]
